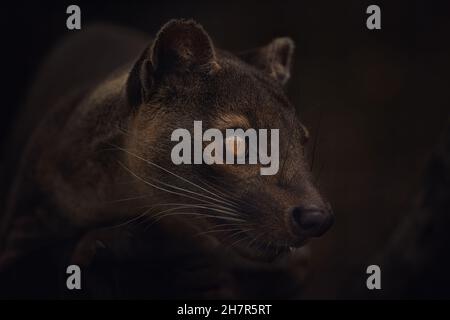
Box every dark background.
[1,0,449,298]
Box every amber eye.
[225,134,248,159]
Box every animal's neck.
[52,71,139,226]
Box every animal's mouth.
[195,216,312,264]
[227,235,309,264]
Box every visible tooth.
[289,247,297,253]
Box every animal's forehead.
[207,59,292,110]
[206,61,294,122]
[214,56,278,91]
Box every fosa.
[171,121,279,176]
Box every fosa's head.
[125,19,333,262]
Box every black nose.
[289,206,334,237]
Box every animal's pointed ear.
[152,19,219,74]
[126,19,219,107]
[239,37,295,85]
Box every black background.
[0,0,449,298]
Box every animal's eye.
[225,135,248,159]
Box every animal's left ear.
[239,37,295,85]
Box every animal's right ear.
[126,19,219,107]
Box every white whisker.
[112,144,241,208]
[118,162,240,217]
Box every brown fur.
[0,19,333,298]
